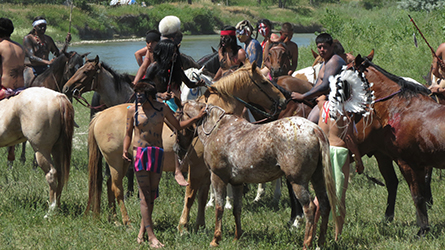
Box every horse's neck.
[95,67,134,106]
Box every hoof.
[384,214,394,223]
[416,226,430,237]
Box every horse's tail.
[56,95,74,190]
[85,114,103,216]
[318,129,344,230]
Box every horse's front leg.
[232,184,244,241]
[397,161,430,236]
[374,152,398,222]
[108,159,131,226]
[210,172,227,247]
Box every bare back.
[0,38,25,89]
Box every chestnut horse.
[268,42,292,79]
[350,52,445,236]
[0,87,74,218]
[183,101,341,249]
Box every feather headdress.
[328,66,374,120]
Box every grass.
[2,92,445,249]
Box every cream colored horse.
[0,87,74,218]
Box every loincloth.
[330,145,349,199]
[134,146,164,174]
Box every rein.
[232,74,281,119]
[202,105,226,135]
[72,90,107,110]
[374,90,401,103]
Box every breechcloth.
[134,146,164,173]
[134,146,164,200]
[32,65,49,76]
[0,86,25,101]
[330,145,349,199]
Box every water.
[70,33,315,75]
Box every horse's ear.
[81,52,91,58]
[354,54,364,67]
[94,55,99,64]
[211,46,217,53]
[367,49,374,61]
[251,61,257,74]
[311,49,319,59]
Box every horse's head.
[242,62,287,116]
[175,100,207,157]
[63,51,89,82]
[351,50,374,72]
[268,42,291,79]
[62,55,100,96]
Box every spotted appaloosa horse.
[183,100,341,249]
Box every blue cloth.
[164,98,178,112]
[244,38,263,67]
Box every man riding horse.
[0,18,26,164]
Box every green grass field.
[2,91,445,249]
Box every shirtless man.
[291,33,346,123]
[123,80,205,247]
[429,42,445,94]
[316,95,364,240]
[23,16,71,81]
[0,18,26,162]
[213,26,247,81]
[263,22,298,75]
[132,30,161,85]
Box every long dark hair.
[219,25,239,55]
[152,39,183,89]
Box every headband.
[32,19,47,27]
[220,30,235,36]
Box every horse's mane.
[37,53,70,79]
[212,66,254,96]
[271,80,291,99]
[100,62,133,92]
[364,58,431,98]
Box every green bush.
[398,0,445,12]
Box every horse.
[347,52,445,236]
[12,51,85,166]
[196,48,219,75]
[0,87,74,218]
[268,42,292,80]
[182,100,341,249]
[63,61,286,226]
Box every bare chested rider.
[291,33,346,123]
[213,26,246,81]
[0,18,26,163]
[23,16,71,82]
[263,22,298,76]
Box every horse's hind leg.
[34,150,58,217]
[20,142,26,164]
[232,184,244,241]
[286,179,305,228]
[290,182,316,249]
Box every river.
[70,33,316,74]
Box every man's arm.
[432,43,445,79]
[292,55,345,101]
[22,35,50,66]
[344,119,364,174]
[135,47,148,67]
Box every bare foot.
[174,171,189,186]
[149,239,164,248]
[137,237,145,244]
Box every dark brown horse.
[351,52,445,236]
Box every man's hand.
[122,151,132,162]
[65,33,72,43]
[291,92,304,101]
[157,92,172,100]
[430,85,445,94]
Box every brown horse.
[0,87,74,218]
[268,42,292,80]
[182,100,341,249]
[351,52,445,236]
